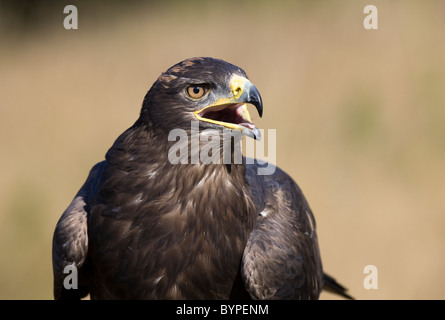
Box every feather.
[52,57,351,300]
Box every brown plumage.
[52,57,351,299]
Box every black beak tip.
[246,85,263,118]
[257,97,263,118]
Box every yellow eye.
[186,85,208,99]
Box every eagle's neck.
[146,122,257,235]
[104,123,257,298]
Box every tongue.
[239,122,255,129]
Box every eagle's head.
[140,57,263,140]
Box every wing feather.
[52,161,105,299]
[242,160,323,299]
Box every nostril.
[233,87,242,97]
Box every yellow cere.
[229,74,247,98]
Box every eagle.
[52,57,351,300]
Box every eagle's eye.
[186,85,208,99]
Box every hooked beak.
[194,74,263,140]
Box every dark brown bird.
[52,57,351,300]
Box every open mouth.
[193,75,263,140]
[195,103,256,131]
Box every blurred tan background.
[1,0,444,299]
